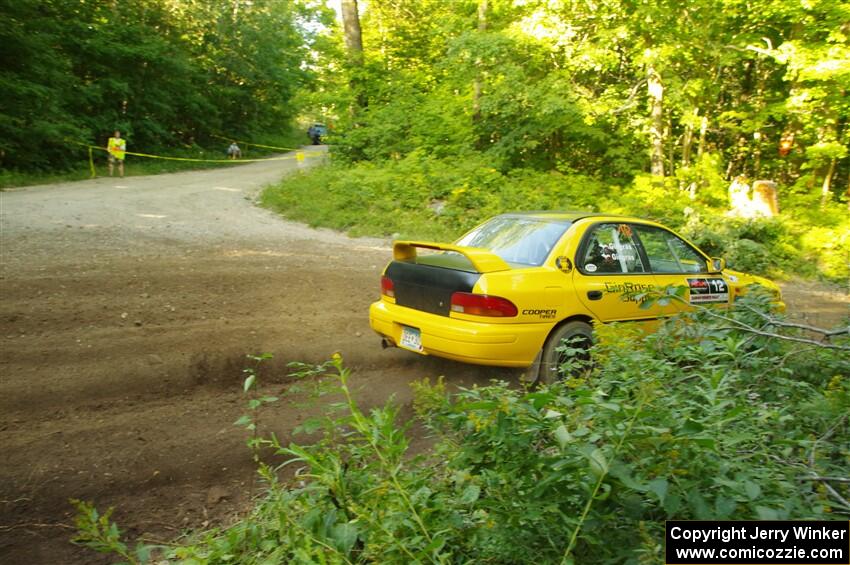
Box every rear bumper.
[369,300,549,367]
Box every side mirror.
[709,257,726,273]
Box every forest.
[263,0,850,282]
[323,0,850,195]
[0,0,329,170]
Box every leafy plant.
[234,353,277,465]
[71,500,156,565]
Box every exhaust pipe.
[381,338,396,349]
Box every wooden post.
[752,180,779,216]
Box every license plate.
[399,326,422,352]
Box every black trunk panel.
[386,260,481,316]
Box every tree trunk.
[846,169,850,211]
[821,158,837,206]
[665,119,675,177]
[681,108,697,167]
[341,0,363,65]
[697,114,708,159]
[341,0,365,111]
[647,65,665,178]
[725,136,748,180]
[753,132,762,176]
[472,0,487,123]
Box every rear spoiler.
[393,240,511,273]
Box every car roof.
[495,211,643,222]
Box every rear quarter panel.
[464,221,592,326]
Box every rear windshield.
[455,217,571,266]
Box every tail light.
[381,276,395,298]
[450,292,518,317]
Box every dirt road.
[0,148,511,564]
[1,149,847,563]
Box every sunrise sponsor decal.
[604,281,655,304]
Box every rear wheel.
[538,321,593,385]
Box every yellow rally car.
[369,212,782,382]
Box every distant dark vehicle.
[307,123,327,145]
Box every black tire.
[538,320,593,385]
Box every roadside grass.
[260,161,460,241]
[259,151,607,241]
[1,131,309,189]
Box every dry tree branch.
[611,79,647,114]
[804,415,850,511]
[652,289,850,351]
[0,521,75,532]
[736,303,849,340]
[799,477,850,484]
[709,324,849,350]
[815,482,850,512]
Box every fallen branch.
[0,497,33,505]
[708,324,849,351]
[802,415,850,512]
[651,289,850,351]
[808,415,847,468]
[737,303,849,340]
[810,478,850,512]
[798,477,850,484]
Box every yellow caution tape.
[118,147,309,163]
[68,139,319,164]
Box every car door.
[630,224,730,314]
[572,222,663,322]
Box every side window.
[578,223,646,274]
[633,225,707,274]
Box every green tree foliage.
[0,0,322,171]
[281,0,849,281]
[313,0,849,202]
[0,0,84,170]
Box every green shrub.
[261,153,610,240]
[677,210,849,281]
[680,217,791,276]
[800,222,850,281]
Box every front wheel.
[538,321,593,385]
